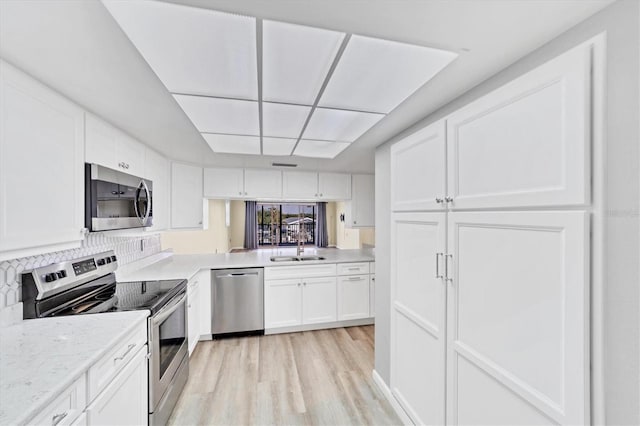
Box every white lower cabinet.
[187,277,200,356]
[30,375,87,426]
[265,263,373,333]
[86,345,148,426]
[265,278,302,328]
[195,269,212,338]
[390,210,589,425]
[301,276,337,324]
[337,275,370,320]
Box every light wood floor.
[168,326,401,426]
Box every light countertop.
[0,311,149,425]
[117,248,375,282]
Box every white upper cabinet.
[171,162,203,229]
[346,174,374,228]
[391,120,446,211]
[446,44,591,209]
[85,113,145,177]
[144,148,170,231]
[318,172,351,200]
[204,167,245,198]
[282,171,318,200]
[0,60,84,255]
[244,169,282,199]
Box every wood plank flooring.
[168,326,401,426]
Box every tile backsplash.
[0,233,161,310]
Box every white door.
[115,135,145,177]
[144,148,170,231]
[264,278,302,328]
[171,162,203,228]
[85,113,117,170]
[391,212,447,425]
[318,172,351,200]
[369,274,375,317]
[0,60,85,253]
[349,174,375,227]
[391,120,446,211]
[446,44,591,209]
[187,282,200,356]
[244,169,282,199]
[337,275,370,320]
[86,346,148,426]
[446,211,589,425]
[301,276,337,324]
[282,171,318,200]
[203,167,244,198]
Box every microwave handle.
[135,180,151,225]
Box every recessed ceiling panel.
[203,134,260,155]
[103,0,257,99]
[294,140,351,159]
[174,95,259,135]
[262,20,345,104]
[303,108,384,142]
[263,102,311,138]
[319,35,457,113]
[263,137,297,156]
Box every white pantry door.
[391,212,447,425]
[391,120,446,211]
[446,211,589,425]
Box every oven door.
[149,291,188,411]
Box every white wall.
[374,1,639,424]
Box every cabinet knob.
[244,192,247,195]
[445,196,454,203]
[435,197,444,204]
[238,191,242,195]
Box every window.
[258,203,315,246]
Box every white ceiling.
[0,0,614,172]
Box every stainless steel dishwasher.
[211,268,264,336]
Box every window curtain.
[316,202,329,248]
[244,201,258,250]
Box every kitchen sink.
[269,256,300,262]
[269,255,326,262]
[298,256,326,261]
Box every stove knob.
[44,273,58,282]
[105,257,112,264]
[97,259,106,266]
[56,271,66,279]
[111,255,117,262]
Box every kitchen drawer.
[369,262,375,274]
[29,375,86,426]
[265,264,337,280]
[337,262,370,276]
[87,322,147,402]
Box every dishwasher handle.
[216,272,260,278]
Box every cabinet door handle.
[445,196,454,203]
[445,254,454,282]
[114,343,136,363]
[52,412,68,426]
[435,253,443,278]
[435,197,443,204]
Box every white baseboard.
[371,369,413,426]
[265,317,374,335]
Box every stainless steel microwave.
[85,163,153,231]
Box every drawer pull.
[347,277,364,281]
[114,343,136,363]
[52,412,68,426]
[347,267,360,271]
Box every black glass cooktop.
[49,279,186,316]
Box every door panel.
[391,120,446,211]
[337,275,369,320]
[447,211,589,425]
[318,172,351,200]
[446,44,590,209]
[302,276,337,324]
[264,278,302,328]
[391,212,446,425]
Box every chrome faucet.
[296,213,305,256]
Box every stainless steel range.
[22,251,188,426]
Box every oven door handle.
[152,292,186,324]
